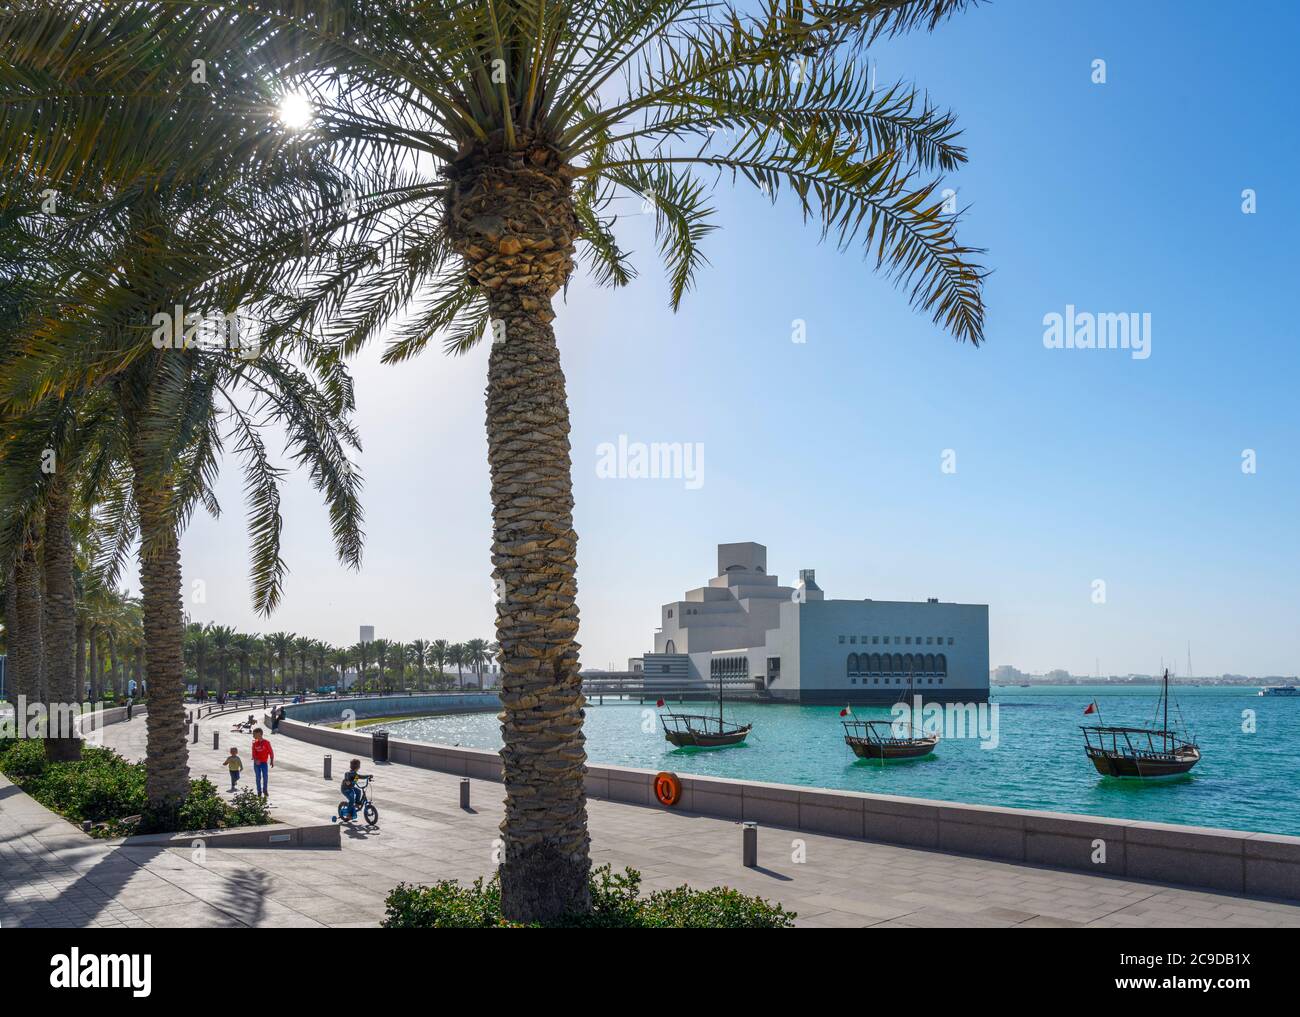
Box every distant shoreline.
[992,680,1294,688]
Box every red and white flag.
[1083,701,1097,715]
[656,699,665,708]
[840,706,852,717]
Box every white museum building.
[628,542,989,704]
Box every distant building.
[359,625,374,645]
[637,542,989,704]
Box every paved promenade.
[3,708,1300,928]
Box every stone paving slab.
[1,707,1299,928]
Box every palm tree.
[429,639,450,690]
[294,635,316,693]
[390,641,407,691]
[465,638,490,691]
[208,624,235,699]
[0,6,366,812]
[448,643,467,690]
[267,632,295,696]
[330,645,351,690]
[352,640,373,692]
[372,638,391,693]
[233,632,258,695]
[408,639,429,692]
[257,637,275,694]
[3,0,986,919]
[184,623,212,699]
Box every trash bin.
[371,730,390,763]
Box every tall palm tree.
[0,4,365,812]
[330,645,351,690]
[3,0,986,919]
[208,624,235,699]
[390,641,407,691]
[429,639,450,691]
[372,638,391,693]
[465,637,490,691]
[352,640,373,692]
[267,632,295,695]
[184,623,212,699]
[448,643,467,690]
[408,639,429,692]
[294,635,316,693]
[233,632,258,694]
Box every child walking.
[225,747,244,791]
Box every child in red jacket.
[250,728,275,798]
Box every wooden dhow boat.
[659,674,751,749]
[1081,670,1201,778]
[842,718,940,760]
[841,670,939,761]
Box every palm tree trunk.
[450,150,590,922]
[41,477,81,761]
[74,617,86,701]
[13,530,45,707]
[4,565,17,708]
[88,629,100,702]
[107,635,121,700]
[133,470,190,810]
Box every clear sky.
[168,0,1300,678]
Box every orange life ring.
[654,771,682,808]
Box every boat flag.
[656,699,665,708]
[840,706,852,717]
[1083,701,1097,715]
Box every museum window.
[850,636,856,644]
[838,635,845,644]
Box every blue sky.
[174,0,1300,677]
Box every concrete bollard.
[324,755,332,780]
[212,730,219,750]
[742,822,758,868]
[460,779,471,810]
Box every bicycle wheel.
[363,803,378,826]
[337,801,351,822]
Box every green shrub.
[176,777,228,831]
[22,747,147,823]
[382,864,795,929]
[0,737,51,778]
[229,788,272,826]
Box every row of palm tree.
[182,626,497,696]
[0,1,986,920]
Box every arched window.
[665,639,676,654]
[869,653,881,674]
[937,653,947,675]
[891,653,903,673]
[846,653,859,677]
[925,653,935,674]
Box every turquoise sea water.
[383,686,1300,836]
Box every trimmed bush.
[383,864,795,929]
